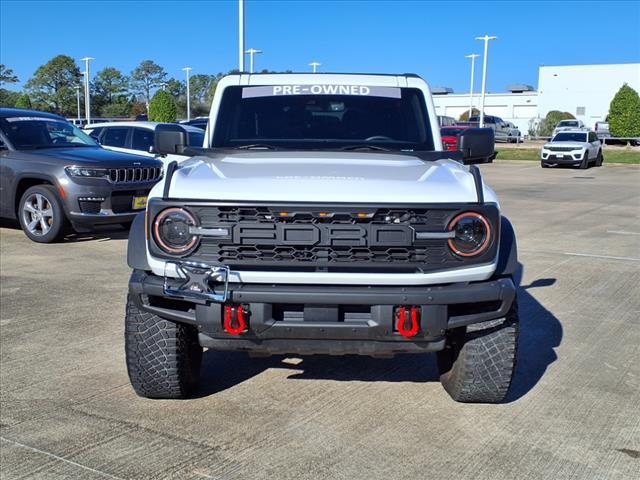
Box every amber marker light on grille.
[279,212,289,217]
[318,212,328,218]
[447,212,492,257]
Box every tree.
[15,93,32,109]
[189,74,215,104]
[94,67,129,104]
[148,89,176,122]
[0,64,19,86]
[130,60,167,106]
[24,55,81,114]
[101,97,132,117]
[459,108,480,121]
[608,83,640,138]
[0,89,20,107]
[535,110,575,136]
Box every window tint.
[132,128,154,151]
[188,131,204,147]
[553,132,587,142]
[558,120,579,127]
[212,86,434,151]
[101,128,129,148]
[0,118,97,150]
[87,127,102,141]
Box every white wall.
[538,63,640,128]
[432,92,538,134]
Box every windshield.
[0,117,98,150]
[212,86,434,151]
[558,121,578,127]
[441,127,467,136]
[553,132,587,142]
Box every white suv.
[552,119,587,137]
[124,73,520,403]
[541,130,603,168]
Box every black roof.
[0,108,66,120]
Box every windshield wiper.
[234,144,279,150]
[339,144,392,152]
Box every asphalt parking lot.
[1,161,639,480]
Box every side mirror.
[457,128,496,165]
[154,124,188,156]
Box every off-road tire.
[437,296,519,403]
[125,295,203,399]
[540,161,550,168]
[18,185,69,243]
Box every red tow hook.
[223,305,247,335]
[396,306,420,338]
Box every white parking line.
[0,436,125,480]
[607,230,640,236]
[563,252,640,262]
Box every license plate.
[556,154,564,158]
[132,196,147,210]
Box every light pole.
[465,54,479,120]
[80,57,94,124]
[182,67,192,121]
[309,62,321,73]
[75,85,81,121]
[239,0,245,71]
[245,48,262,73]
[474,35,496,128]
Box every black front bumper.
[128,270,516,356]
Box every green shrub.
[536,110,575,136]
[15,93,32,109]
[608,84,640,138]
[148,89,176,122]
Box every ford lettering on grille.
[232,224,414,247]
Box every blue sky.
[1,0,639,93]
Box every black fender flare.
[127,212,151,271]
[495,215,518,277]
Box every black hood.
[13,146,163,168]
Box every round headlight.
[153,208,199,255]
[447,212,491,257]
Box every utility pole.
[309,62,321,73]
[75,85,81,121]
[474,35,496,128]
[465,54,479,120]
[245,48,262,73]
[239,0,245,72]
[182,67,192,121]
[80,57,94,124]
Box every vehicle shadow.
[0,218,129,242]
[195,262,562,402]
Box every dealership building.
[431,63,640,135]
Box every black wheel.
[18,185,69,243]
[579,154,589,169]
[596,150,603,167]
[437,295,519,403]
[540,161,550,168]
[125,294,203,399]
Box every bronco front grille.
[148,203,500,272]
[108,167,162,183]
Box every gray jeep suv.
[0,108,163,242]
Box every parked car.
[0,108,163,242]
[84,121,204,166]
[180,117,208,130]
[124,73,519,404]
[552,119,586,137]
[504,121,522,143]
[540,130,603,169]
[437,115,456,127]
[440,125,471,151]
[594,121,610,140]
[468,115,509,142]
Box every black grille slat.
[108,167,162,184]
